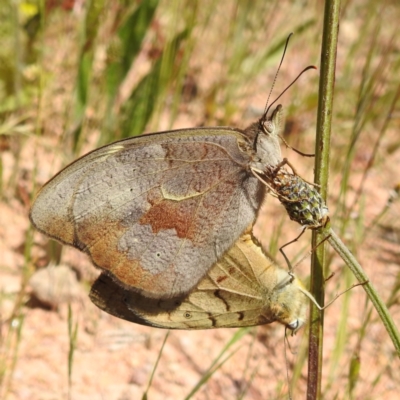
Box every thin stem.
[308,0,342,398]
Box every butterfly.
[30,105,285,299]
[89,233,310,332]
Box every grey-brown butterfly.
[89,233,310,332]
[30,105,285,299]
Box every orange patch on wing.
[111,258,144,287]
[140,197,200,240]
[216,275,228,283]
[228,266,237,275]
[37,213,76,246]
[75,211,178,294]
[76,213,127,264]
[78,215,148,289]
[112,260,177,296]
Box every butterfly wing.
[89,234,309,330]
[30,128,264,298]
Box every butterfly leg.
[322,281,369,310]
[278,135,315,157]
[279,226,307,271]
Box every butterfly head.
[249,104,284,169]
[271,269,309,334]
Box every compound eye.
[263,120,273,134]
[287,320,300,330]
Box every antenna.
[264,65,317,118]
[263,33,294,117]
[261,31,318,123]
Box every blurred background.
[1,0,400,399]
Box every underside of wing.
[89,234,309,330]
[31,129,265,297]
[89,271,271,329]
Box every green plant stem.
[308,0,342,398]
[184,328,250,399]
[327,228,400,356]
[142,330,170,400]
[67,305,78,400]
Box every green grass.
[1,0,400,399]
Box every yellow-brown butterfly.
[89,233,310,332]
[30,105,285,299]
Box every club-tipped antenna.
[263,33,294,118]
[264,65,317,119]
